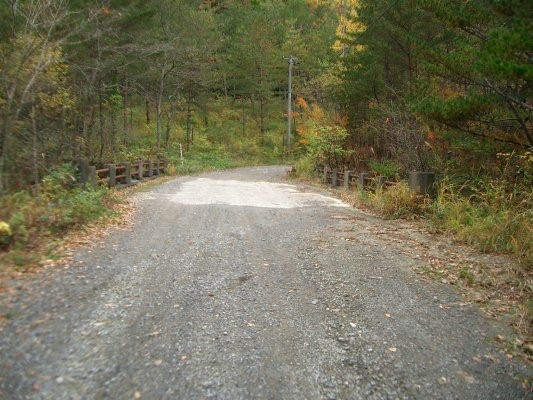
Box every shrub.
[305,124,352,169]
[291,156,316,178]
[369,160,400,179]
[0,165,114,267]
[0,221,12,247]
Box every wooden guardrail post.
[73,157,96,186]
[147,160,154,177]
[124,164,132,184]
[331,168,338,187]
[323,165,329,183]
[137,160,143,180]
[409,172,436,197]
[358,172,369,191]
[87,166,97,186]
[106,164,116,187]
[375,175,384,190]
[343,170,351,190]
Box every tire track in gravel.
[0,166,530,400]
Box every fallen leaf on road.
[181,355,188,361]
[148,330,160,337]
[456,369,475,383]
[388,347,397,352]
[28,314,51,329]
[472,356,481,363]
[484,354,498,363]
[33,383,41,392]
[133,391,141,399]
[437,377,448,385]
[154,359,163,366]
[384,313,391,318]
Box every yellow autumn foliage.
[0,221,12,237]
[331,0,366,53]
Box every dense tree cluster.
[0,0,337,192]
[334,0,532,174]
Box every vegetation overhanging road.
[0,166,530,399]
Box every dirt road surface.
[0,166,530,399]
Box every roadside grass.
[291,163,532,361]
[356,182,431,220]
[431,177,532,265]
[0,164,124,275]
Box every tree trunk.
[186,86,192,151]
[156,79,163,152]
[242,101,245,137]
[186,104,192,151]
[30,105,39,191]
[258,64,265,137]
[165,119,171,149]
[0,114,11,194]
[98,81,104,161]
[123,70,129,145]
[223,73,228,99]
[110,106,116,158]
[259,95,265,137]
[145,98,151,124]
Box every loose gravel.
[0,166,530,399]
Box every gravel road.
[0,166,530,399]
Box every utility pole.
[284,56,298,153]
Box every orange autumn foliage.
[295,96,309,111]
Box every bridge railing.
[74,158,167,188]
[319,165,436,197]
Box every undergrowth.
[0,164,118,271]
[359,182,431,219]
[432,177,532,265]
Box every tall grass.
[362,181,431,219]
[432,177,532,264]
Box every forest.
[0,0,531,267]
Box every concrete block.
[409,171,436,197]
